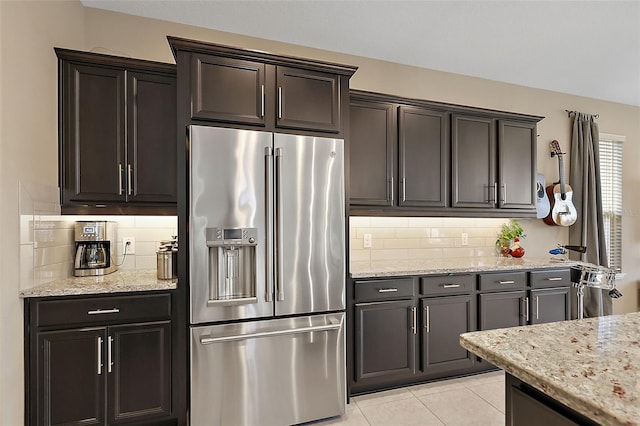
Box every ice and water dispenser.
[206,227,257,305]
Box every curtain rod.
[565,109,599,119]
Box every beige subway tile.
[441,218,475,228]
[350,239,364,250]
[467,227,502,237]
[349,217,371,228]
[369,217,409,228]
[135,255,157,270]
[474,248,497,257]
[350,249,371,262]
[133,216,178,229]
[406,248,443,259]
[443,248,476,258]
[370,249,409,261]
[383,239,421,249]
[408,217,443,227]
[371,239,384,249]
[135,241,160,257]
[466,237,488,248]
[355,227,396,239]
[421,238,455,248]
[395,228,429,238]
[474,218,509,227]
[431,227,463,238]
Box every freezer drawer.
[190,313,346,426]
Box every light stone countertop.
[19,270,177,298]
[460,313,640,426]
[350,256,576,278]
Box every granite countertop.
[19,270,177,298]
[350,256,577,278]
[460,313,640,426]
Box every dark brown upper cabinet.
[399,106,449,207]
[169,36,356,136]
[56,48,177,214]
[349,98,396,206]
[451,114,496,208]
[349,89,542,217]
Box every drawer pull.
[442,284,461,289]
[498,280,515,285]
[546,277,563,281]
[377,288,398,293]
[97,337,103,375]
[88,308,120,315]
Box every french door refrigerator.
[188,125,346,426]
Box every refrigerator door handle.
[275,146,284,301]
[265,146,274,302]
[199,322,341,345]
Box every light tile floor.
[313,370,505,426]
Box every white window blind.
[599,136,623,272]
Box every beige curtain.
[567,111,612,317]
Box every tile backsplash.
[19,180,178,290]
[350,217,511,265]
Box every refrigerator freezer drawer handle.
[207,297,258,307]
[199,323,341,345]
[265,146,274,302]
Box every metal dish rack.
[571,264,619,319]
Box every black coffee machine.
[74,221,117,276]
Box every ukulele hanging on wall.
[543,140,577,226]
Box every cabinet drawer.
[530,269,572,289]
[420,274,474,295]
[354,278,415,302]
[35,293,171,328]
[478,271,526,292]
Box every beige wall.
[1,2,638,422]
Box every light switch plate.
[363,233,372,248]
[461,233,468,246]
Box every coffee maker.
[74,221,117,276]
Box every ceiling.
[81,0,640,107]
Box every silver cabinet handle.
[389,177,394,203]
[264,146,274,302]
[278,86,283,119]
[108,336,114,373]
[200,322,341,344]
[401,179,406,202]
[274,147,284,301]
[493,182,498,205]
[442,284,461,289]
[546,277,563,281]
[378,288,398,293]
[424,306,430,333]
[118,164,123,195]
[411,306,417,335]
[535,296,539,320]
[525,296,530,322]
[127,164,133,196]
[501,183,507,205]
[88,308,120,315]
[261,84,265,118]
[97,336,103,375]
[498,280,515,285]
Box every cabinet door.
[61,62,126,204]
[354,300,416,382]
[399,107,449,207]
[108,321,171,424]
[530,287,571,325]
[36,328,105,426]
[191,53,266,125]
[421,295,475,374]
[349,99,396,206]
[498,120,536,209]
[126,71,177,204]
[479,291,527,330]
[276,66,340,132]
[452,114,496,208]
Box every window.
[599,134,624,272]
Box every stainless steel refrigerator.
[188,125,346,426]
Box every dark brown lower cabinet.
[421,295,475,374]
[354,300,416,383]
[507,373,597,426]
[35,322,171,426]
[529,287,571,325]
[479,291,527,330]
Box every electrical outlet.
[123,237,136,254]
[363,233,372,248]
[461,233,469,246]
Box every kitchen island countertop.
[19,269,176,298]
[350,256,576,278]
[460,312,640,426]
